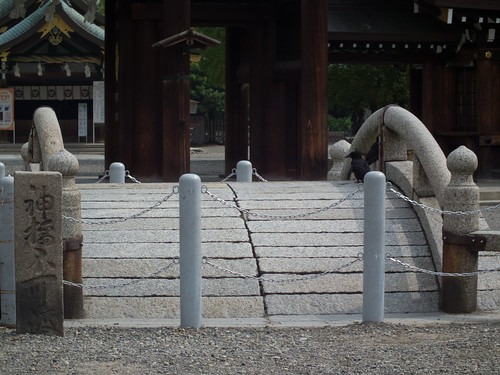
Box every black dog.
[346,150,371,182]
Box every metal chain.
[203,185,363,220]
[220,169,236,183]
[95,170,110,183]
[252,168,268,182]
[220,168,268,182]
[63,258,179,289]
[125,170,141,184]
[63,186,179,225]
[387,185,500,216]
[388,257,500,277]
[202,256,362,283]
[95,170,142,184]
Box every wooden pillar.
[249,24,274,176]
[105,1,163,180]
[476,56,500,178]
[130,12,162,179]
[116,2,134,170]
[162,1,191,181]
[420,61,435,132]
[104,0,119,170]
[225,28,249,174]
[298,0,328,180]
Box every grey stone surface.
[83,277,260,297]
[254,245,431,258]
[261,272,437,294]
[266,292,440,315]
[84,258,257,278]
[83,242,253,259]
[83,296,265,318]
[14,171,63,335]
[258,256,434,273]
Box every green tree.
[190,63,225,118]
[190,28,225,118]
[328,64,409,134]
[195,27,225,89]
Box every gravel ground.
[1,321,500,374]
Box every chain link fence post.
[179,174,202,328]
[363,171,386,322]
[0,163,15,326]
[441,146,481,313]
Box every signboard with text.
[93,81,105,123]
[78,103,88,137]
[0,88,14,131]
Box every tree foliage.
[190,27,226,118]
[328,64,409,133]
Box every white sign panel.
[78,103,88,137]
[0,88,14,130]
[93,81,105,123]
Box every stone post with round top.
[441,145,483,313]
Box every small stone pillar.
[0,163,16,326]
[15,171,64,336]
[441,146,481,313]
[328,140,350,180]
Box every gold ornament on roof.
[38,14,74,45]
[0,51,10,62]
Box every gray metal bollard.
[0,163,16,326]
[236,160,252,182]
[179,173,203,328]
[109,162,126,183]
[362,171,386,323]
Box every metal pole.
[109,162,125,183]
[179,173,202,328]
[362,171,386,322]
[0,163,16,326]
[236,160,252,182]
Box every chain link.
[388,256,500,277]
[220,168,268,182]
[203,185,363,220]
[220,169,236,183]
[95,170,110,183]
[125,170,141,184]
[95,170,142,184]
[63,258,179,289]
[252,168,268,182]
[203,256,362,283]
[63,186,178,225]
[387,185,500,216]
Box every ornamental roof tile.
[0,0,103,52]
